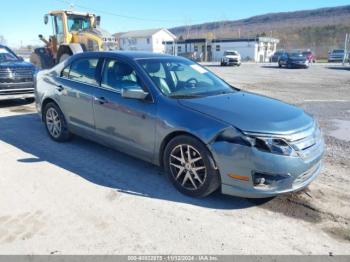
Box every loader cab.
[45,11,95,45]
[31,10,112,69]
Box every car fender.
[153,98,229,166]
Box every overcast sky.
[0,0,349,47]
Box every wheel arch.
[41,97,60,121]
[158,130,217,170]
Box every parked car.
[270,51,285,63]
[0,45,37,101]
[302,50,316,63]
[221,50,241,66]
[278,52,309,69]
[35,52,324,198]
[328,49,345,63]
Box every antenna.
[69,3,75,11]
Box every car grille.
[286,124,323,159]
[0,67,34,83]
[0,89,34,95]
[229,58,238,62]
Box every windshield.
[67,15,91,32]
[333,50,344,54]
[288,53,304,58]
[0,47,18,62]
[138,58,236,98]
[224,51,238,56]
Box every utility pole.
[343,33,349,66]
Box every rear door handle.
[56,85,65,92]
[94,96,108,105]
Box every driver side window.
[101,59,142,91]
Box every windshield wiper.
[168,94,204,99]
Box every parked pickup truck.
[0,45,36,101]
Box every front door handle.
[94,96,108,105]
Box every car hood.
[0,60,34,69]
[178,92,314,135]
[225,55,240,59]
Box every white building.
[117,28,176,53]
[164,37,280,62]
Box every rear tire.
[164,135,221,198]
[43,102,71,142]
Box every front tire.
[44,102,71,142]
[164,135,220,198]
[24,97,35,103]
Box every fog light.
[253,172,290,187]
[254,177,266,186]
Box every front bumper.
[0,82,34,101]
[291,62,309,68]
[210,138,324,198]
[222,60,241,66]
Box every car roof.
[74,51,178,61]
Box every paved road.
[0,63,349,254]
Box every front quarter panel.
[154,97,229,165]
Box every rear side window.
[69,58,99,85]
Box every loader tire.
[57,46,73,64]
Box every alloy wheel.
[169,144,207,190]
[46,107,62,138]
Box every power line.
[54,0,192,23]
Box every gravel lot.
[0,63,349,255]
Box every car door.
[279,53,285,65]
[55,57,101,135]
[93,58,157,162]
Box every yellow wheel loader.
[30,10,117,69]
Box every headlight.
[217,128,297,157]
[249,136,296,156]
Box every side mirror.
[44,15,49,25]
[121,88,149,100]
[18,56,24,62]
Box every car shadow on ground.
[327,66,350,71]
[260,65,281,69]
[204,64,222,68]
[0,113,258,210]
[0,99,34,109]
